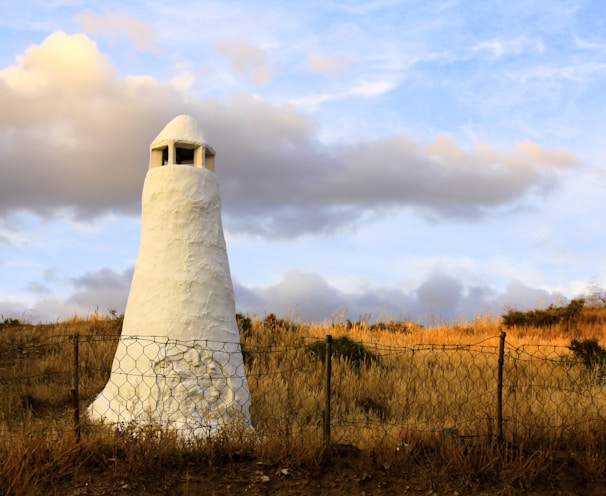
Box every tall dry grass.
[1,308,606,494]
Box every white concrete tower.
[88,115,252,437]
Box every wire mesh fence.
[2,331,606,452]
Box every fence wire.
[1,333,606,451]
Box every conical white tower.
[88,115,252,437]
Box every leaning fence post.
[323,334,333,449]
[497,331,506,441]
[70,334,81,444]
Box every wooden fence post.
[497,331,506,441]
[70,334,81,444]
[323,334,333,449]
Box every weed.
[0,316,22,330]
[236,313,253,337]
[568,338,606,379]
[261,313,298,332]
[356,397,388,420]
[306,335,379,369]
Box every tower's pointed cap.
[151,115,208,148]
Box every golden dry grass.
[1,309,606,494]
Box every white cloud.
[349,79,398,96]
[288,76,402,109]
[0,31,577,239]
[334,0,408,16]
[572,32,606,52]
[170,63,196,93]
[0,224,30,246]
[306,52,352,75]
[470,36,545,59]
[0,31,185,218]
[215,40,272,85]
[0,31,114,96]
[74,10,159,53]
[507,62,606,84]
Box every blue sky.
[1,0,605,324]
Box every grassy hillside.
[2,304,606,494]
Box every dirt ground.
[62,453,606,496]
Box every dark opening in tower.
[176,147,195,164]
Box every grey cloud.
[0,297,84,324]
[232,280,264,309]
[0,217,29,246]
[413,273,499,323]
[493,280,557,310]
[0,32,576,238]
[26,280,52,295]
[207,112,575,237]
[232,271,416,321]
[0,300,32,321]
[6,266,564,324]
[72,267,134,291]
[233,270,563,325]
[414,273,465,316]
[0,267,133,323]
[67,267,133,311]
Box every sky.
[1,0,605,325]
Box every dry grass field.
[2,303,606,495]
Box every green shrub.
[501,299,585,328]
[235,313,253,337]
[306,336,379,369]
[0,317,21,330]
[107,308,124,328]
[346,319,422,333]
[568,338,606,370]
[356,397,388,420]
[261,313,298,332]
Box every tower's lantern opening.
[176,146,195,164]
[150,141,215,171]
[149,115,215,171]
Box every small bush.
[568,338,606,370]
[107,308,124,328]
[356,397,388,420]
[0,317,21,330]
[346,319,422,333]
[236,313,253,337]
[502,299,585,328]
[261,313,298,332]
[306,336,379,369]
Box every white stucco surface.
[88,117,251,437]
[151,114,208,146]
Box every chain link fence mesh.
[2,332,606,452]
